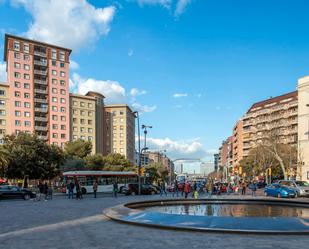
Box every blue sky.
[0,0,309,170]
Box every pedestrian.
[37,181,44,201]
[75,181,82,200]
[192,180,197,198]
[250,180,257,197]
[43,182,48,201]
[93,180,98,198]
[67,181,74,199]
[113,181,118,198]
[241,180,247,195]
[47,183,53,200]
[184,181,190,199]
[160,181,167,197]
[172,179,179,197]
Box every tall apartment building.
[4,34,71,147]
[219,136,233,169]
[242,91,298,157]
[297,76,309,181]
[0,83,9,144]
[232,119,243,173]
[104,105,135,163]
[214,153,219,172]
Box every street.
[1,193,309,249]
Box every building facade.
[104,105,135,163]
[297,76,309,181]
[0,83,9,144]
[242,91,298,157]
[232,119,243,173]
[4,34,71,148]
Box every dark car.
[124,183,158,195]
[256,181,267,189]
[0,185,36,200]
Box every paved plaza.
[1,193,309,249]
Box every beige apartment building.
[232,119,243,173]
[0,83,9,144]
[297,76,309,181]
[242,91,298,157]
[4,34,71,148]
[104,105,135,163]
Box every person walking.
[184,181,190,199]
[160,181,167,197]
[113,181,118,198]
[172,179,179,197]
[37,181,44,201]
[192,180,198,198]
[93,180,98,198]
[43,182,48,201]
[241,180,247,196]
[75,181,82,200]
[67,181,74,199]
[250,180,257,197]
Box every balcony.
[34,79,47,85]
[34,70,47,76]
[35,126,48,131]
[35,107,48,113]
[34,60,47,66]
[34,51,46,57]
[35,116,48,122]
[34,88,48,94]
[37,135,48,140]
[34,98,48,104]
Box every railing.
[34,116,48,122]
[34,98,47,104]
[34,79,47,85]
[35,126,48,131]
[34,70,47,76]
[34,107,48,113]
[34,88,48,94]
[34,60,47,66]
[34,51,46,57]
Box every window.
[73,101,77,106]
[120,118,124,123]
[120,111,124,115]
[52,106,58,111]
[61,134,66,139]
[52,133,58,138]
[15,120,21,126]
[0,90,5,96]
[14,52,20,59]
[80,110,85,116]
[80,119,85,124]
[14,41,20,51]
[52,88,57,94]
[73,135,77,140]
[52,124,58,130]
[80,127,85,133]
[0,110,5,116]
[52,79,57,85]
[73,126,77,132]
[60,51,65,61]
[60,107,65,113]
[52,49,57,59]
[61,116,66,121]
[88,111,93,117]
[81,135,85,140]
[88,136,93,141]
[52,60,57,66]
[0,100,5,106]
[52,115,58,121]
[24,43,29,53]
[24,64,30,71]
[24,74,30,80]
[73,118,77,124]
[15,101,21,107]
[60,89,66,95]
[14,62,20,69]
[24,102,30,108]
[24,121,30,127]
[0,119,6,125]
[14,72,21,78]
[120,148,124,153]
[24,83,30,89]
[14,82,21,88]
[88,103,93,108]
[60,80,66,86]
[120,133,124,137]
[24,112,30,117]
[24,54,30,61]
[88,120,92,125]
[24,93,30,99]
[88,128,93,133]
[15,111,21,117]
[61,125,66,130]
[52,97,57,103]
[52,70,57,76]
[60,98,66,104]
[73,109,77,115]
[80,102,85,107]
[60,62,65,68]
[15,91,21,97]
[60,71,65,77]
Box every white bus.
[63,171,138,194]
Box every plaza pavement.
[1,192,309,249]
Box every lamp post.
[141,124,152,149]
[133,111,142,195]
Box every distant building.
[232,119,243,174]
[0,83,9,144]
[214,153,219,172]
[200,162,214,176]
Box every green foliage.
[102,153,133,171]
[145,162,168,183]
[2,133,65,179]
[85,153,105,170]
[64,139,92,159]
[61,159,86,171]
[0,145,10,177]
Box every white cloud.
[11,0,116,51]
[0,62,7,82]
[173,93,188,98]
[70,73,156,113]
[128,48,134,57]
[174,0,191,17]
[130,88,147,97]
[141,137,214,159]
[70,60,79,70]
[136,0,172,8]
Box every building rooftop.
[0,82,9,87]
[4,33,72,61]
[105,104,134,113]
[247,91,297,113]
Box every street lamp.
[141,124,152,149]
[133,111,142,195]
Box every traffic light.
[140,167,145,177]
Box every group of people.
[37,181,52,201]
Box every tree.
[2,133,65,179]
[102,153,133,171]
[64,139,92,159]
[0,145,10,177]
[145,162,168,183]
[85,154,105,170]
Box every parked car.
[264,183,296,198]
[278,180,309,197]
[256,181,267,189]
[124,183,159,195]
[0,185,36,200]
